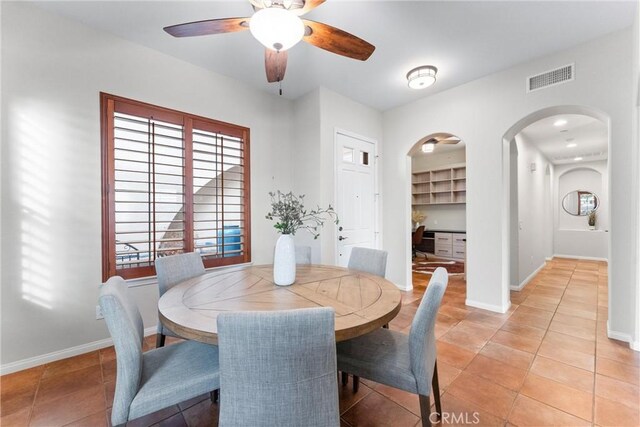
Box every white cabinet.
[433,232,465,260]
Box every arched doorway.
[501,105,610,309]
[407,132,466,289]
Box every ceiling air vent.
[527,64,574,93]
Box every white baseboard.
[0,326,158,375]
[606,321,640,352]
[466,298,511,314]
[511,262,546,291]
[552,254,608,262]
[397,279,413,292]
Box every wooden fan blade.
[265,49,288,83]
[430,132,453,141]
[164,17,249,37]
[302,20,375,61]
[439,138,461,144]
[292,0,326,15]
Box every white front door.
[335,131,377,267]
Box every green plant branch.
[266,191,339,239]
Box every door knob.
[338,236,348,241]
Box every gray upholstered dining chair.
[99,276,220,427]
[217,308,340,427]
[347,247,388,278]
[295,245,312,264]
[343,246,390,387]
[336,267,449,427]
[154,252,205,347]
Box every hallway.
[381,257,639,426]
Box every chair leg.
[341,372,348,386]
[419,394,432,427]
[156,333,166,348]
[352,376,360,393]
[210,389,219,403]
[432,361,442,419]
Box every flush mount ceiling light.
[250,8,305,51]
[574,156,583,161]
[407,66,438,90]
[567,143,577,148]
[421,139,437,153]
[554,119,568,127]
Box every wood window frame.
[100,93,251,281]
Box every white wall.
[382,27,637,343]
[412,148,466,170]
[514,134,553,287]
[634,2,640,351]
[292,89,323,262]
[1,2,295,367]
[290,87,383,265]
[316,87,384,264]
[554,161,609,259]
[411,149,466,231]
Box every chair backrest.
[155,252,205,297]
[412,226,425,245]
[295,246,312,265]
[408,267,448,395]
[217,308,339,427]
[347,247,388,278]
[99,276,145,425]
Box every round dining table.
[158,264,403,344]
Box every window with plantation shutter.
[101,93,251,281]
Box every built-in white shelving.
[412,165,466,206]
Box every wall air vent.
[527,64,574,92]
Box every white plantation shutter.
[192,126,247,260]
[102,94,251,280]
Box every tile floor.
[1,258,639,426]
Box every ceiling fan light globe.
[421,142,436,153]
[407,65,437,90]
[250,8,304,51]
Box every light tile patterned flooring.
[1,258,639,426]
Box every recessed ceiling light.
[554,119,568,127]
[567,143,577,148]
[574,156,583,161]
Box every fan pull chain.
[277,50,283,96]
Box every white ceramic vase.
[274,234,296,286]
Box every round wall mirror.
[562,190,599,216]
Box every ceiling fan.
[420,134,461,153]
[164,0,375,88]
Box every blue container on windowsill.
[217,225,241,257]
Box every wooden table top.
[158,264,403,344]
